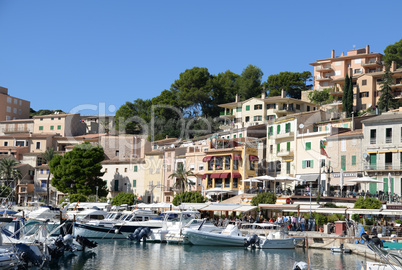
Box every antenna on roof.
[353,45,356,49]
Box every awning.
[202,156,212,162]
[249,155,259,161]
[200,204,241,212]
[258,204,300,211]
[211,173,221,178]
[233,205,257,212]
[220,172,231,178]
[297,174,319,182]
[233,154,242,161]
[232,172,241,178]
[202,173,210,179]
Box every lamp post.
[96,186,99,202]
[322,164,334,197]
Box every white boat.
[74,209,157,239]
[183,223,247,247]
[0,218,21,268]
[363,261,402,270]
[256,231,297,249]
[148,210,201,243]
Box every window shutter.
[302,160,306,169]
[311,160,313,168]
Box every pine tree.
[347,76,354,117]
[378,66,397,112]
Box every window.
[199,164,204,171]
[40,118,43,121]
[268,127,273,137]
[362,80,367,86]
[386,128,392,143]
[105,168,108,173]
[370,129,376,144]
[133,180,137,187]
[341,155,346,171]
[286,162,291,174]
[134,165,138,172]
[3,141,8,147]
[14,99,18,104]
[352,155,356,165]
[40,169,44,174]
[236,107,242,112]
[307,106,310,112]
[215,156,223,170]
[13,108,17,113]
[51,117,54,120]
[114,180,119,192]
[302,160,313,168]
[15,140,25,147]
[253,115,262,121]
[335,70,341,76]
[355,58,361,64]
[359,92,369,98]
[239,133,242,138]
[287,142,291,151]
[41,180,46,187]
[233,159,239,170]
[277,125,281,134]
[341,140,346,152]
[233,178,238,188]
[285,123,291,133]
[354,68,362,74]
[124,168,127,172]
[320,159,325,168]
[50,126,54,130]
[254,104,262,110]
[57,125,61,130]
[7,97,11,103]
[277,143,280,153]
[245,116,250,122]
[246,105,250,111]
[250,160,255,171]
[39,126,44,131]
[115,168,119,173]
[115,150,119,156]
[36,142,41,149]
[269,145,273,154]
[305,142,311,150]
[6,106,11,113]
[224,156,231,170]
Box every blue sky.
[1,0,401,115]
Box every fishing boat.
[256,231,298,249]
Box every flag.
[320,140,330,159]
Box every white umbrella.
[340,169,344,197]
[389,173,392,203]
[252,175,274,189]
[347,176,384,195]
[241,178,261,190]
[275,175,298,193]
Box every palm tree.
[0,158,22,203]
[42,148,56,205]
[168,163,195,193]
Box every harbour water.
[39,239,369,270]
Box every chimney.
[235,94,239,103]
[331,49,335,58]
[391,61,397,72]
[348,68,353,77]
[281,89,286,98]
[261,86,266,99]
[341,52,344,57]
[366,44,370,54]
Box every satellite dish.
[363,153,368,159]
[299,124,304,129]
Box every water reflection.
[33,240,367,270]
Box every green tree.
[237,65,263,100]
[384,38,402,68]
[354,197,382,209]
[378,66,397,112]
[42,148,58,205]
[209,70,240,116]
[0,158,22,202]
[115,99,152,134]
[172,191,206,206]
[49,143,108,197]
[69,194,88,203]
[342,74,353,117]
[265,71,312,99]
[250,192,277,206]
[308,88,334,105]
[168,163,195,193]
[171,67,213,116]
[111,192,136,205]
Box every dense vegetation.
[172,191,206,206]
[250,192,277,206]
[354,197,382,209]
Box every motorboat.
[0,217,21,268]
[183,223,247,247]
[65,203,109,221]
[74,209,157,239]
[330,243,352,253]
[254,231,297,249]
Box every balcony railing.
[386,137,392,143]
[364,164,402,170]
[370,138,376,144]
[277,149,294,157]
[362,60,382,66]
[316,66,332,72]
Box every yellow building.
[203,138,258,196]
[143,151,164,203]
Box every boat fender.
[115,229,120,234]
[293,261,308,270]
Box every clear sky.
[1,0,401,115]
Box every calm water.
[41,240,368,270]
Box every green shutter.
[391,178,394,194]
[311,160,313,168]
[341,155,346,171]
[114,179,119,191]
[302,160,306,169]
[369,182,377,194]
[134,165,138,172]
[277,125,280,134]
[384,178,388,194]
[305,142,311,150]
[370,154,377,169]
[277,144,280,153]
[39,126,43,131]
[352,155,356,165]
[133,180,137,187]
[246,105,250,111]
[287,142,290,151]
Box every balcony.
[364,163,402,171]
[163,187,174,194]
[271,131,294,140]
[316,66,332,72]
[386,137,392,143]
[370,138,376,144]
[277,149,294,157]
[362,60,382,67]
[316,76,332,81]
[1,128,31,134]
[390,80,402,90]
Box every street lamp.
[96,186,99,202]
[321,164,334,197]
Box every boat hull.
[258,238,296,249]
[183,229,246,247]
[74,223,126,239]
